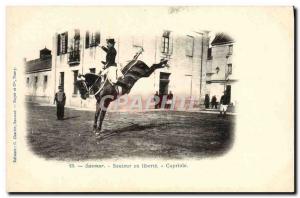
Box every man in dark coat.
[219,92,230,117]
[54,86,66,120]
[154,91,160,109]
[100,38,117,69]
[204,94,210,109]
[166,91,174,109]
[211,95,217,109]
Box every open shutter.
[161,36,165,53]
[169,36,173,55]
[64,32,68,54]
[57,34,61,55]
[95,32,100,45]
[85,31,90,48]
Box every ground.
[26,102,235,161]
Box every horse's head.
[160,59,169,68]
[76,78,89,100]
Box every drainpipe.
[53,34,57,104]
[195,32,204,107]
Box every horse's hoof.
[94,128,101,136]
[95,131,101,136]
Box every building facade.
[205,33,238,108]
[25,29,238,110]
[50,28,210,109]
[25,47,53,104]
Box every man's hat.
[106,38,115,44]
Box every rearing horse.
[76,57,168,135]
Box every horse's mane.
[84,73,101,87]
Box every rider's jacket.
[101,46,117,68]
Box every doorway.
[59,72,64,90]
[226,85,231,103]
[159,72,170,95]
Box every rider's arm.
[101,46,108,52]
[101,68,109,75]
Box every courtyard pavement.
[26,102,235,161]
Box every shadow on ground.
[26,102,235,161]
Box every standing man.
[211,95,217,109]
[166,91,174,109]
[219,91,229,117]
[154,91,160,109]
[204,94,210,109]
[54,86,66,120]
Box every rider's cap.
[106,38,115,44]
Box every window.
[74,29,80,51]
[161,31,172,55]
[95,32,100,45]
[186,36,194,57]
[73,70,79,94]
[162,31,170,54]
[87,31,100,47]
[43,75,48,89]
[57,32,68,55]
[34,76,38,88]
[207,48,212,60]
[68,30,81,66]
[228,45,233,55]
[227,64,232,75]
[44,75,48,83]
[26,77,29,86]
[89,68,96,73]
[85,31,90,48]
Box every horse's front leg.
[93,100,100,133]
[96,100,111,135]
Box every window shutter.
[95,32,100,45]
[64,32,68,54]
[85,31,90,48]
[161,36,165,53]
[169,36,173,55]
[57,34,61,55]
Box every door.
[159,72,171,108]
[226,85,231,103]
[159,72,170,95]
[59,72,64,90]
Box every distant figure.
[158,93,163,109]
[219,92,229,117]
[211,95,217,109]
[154,91,160,109]
[204,94,210,109]
[54,86,66,120]
[166,91,174,109]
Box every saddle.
[77,59,152,99]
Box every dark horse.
[76,58,168,135]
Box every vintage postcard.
[6,6,294,192]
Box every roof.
[211,33,234,46]
[25,57,52,73]
[40,47,51,52]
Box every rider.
[100,38,117,69]
[99,38,123,94]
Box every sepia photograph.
[6,6,294,192]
